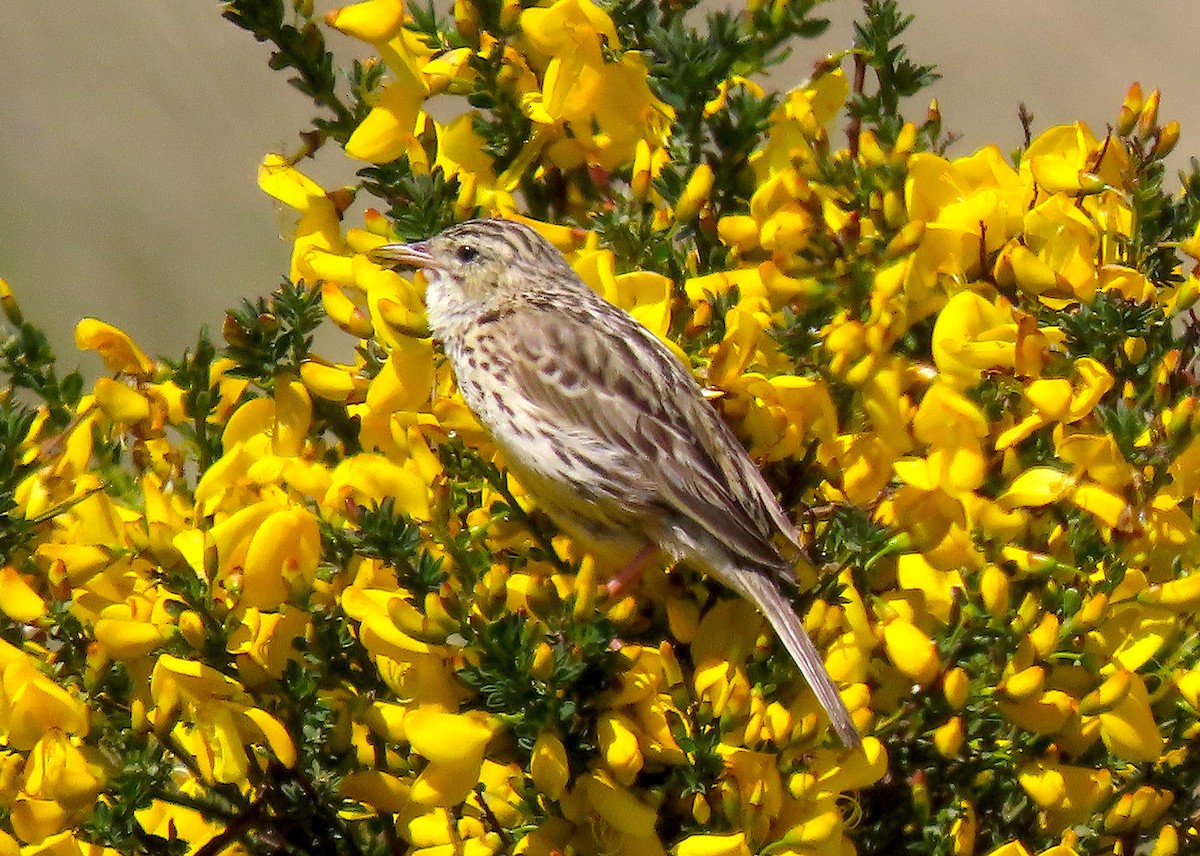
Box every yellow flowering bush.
[3,0,1200,853]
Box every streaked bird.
[370,218,862,748]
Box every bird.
[369,217,862,749]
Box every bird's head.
[369,219,575,333]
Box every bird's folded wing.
[497,300,798,574]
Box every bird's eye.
[456,244,479,264]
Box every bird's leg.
[603,544,660,600]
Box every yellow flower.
[10,800,71,845]
[675,833,751,856]
[577,769,659,838]
[1094,672,1163,762]
[325,0,405,42]
[0,566,46,623]
[881,616,940,684]
[904,147,1026,290]
[149,655,295,783]
[406,708,495,807]
[516,0,673,171]
[93,378,152,425]
[20,732,105,813]
[1020,122,1128,197]
[530,731,569,800]
[227,608,313,684]
[0,661,90,751]
[893,382,988,496]
[74,320,155,377]
[258,155,350,285]
[136,798,229,855]
[750,72,848,181]
[597,710,644,786]
[930,291,1018,388]
[92,592,177,661]
[347,78,431,165]
[432,114,513,214]
[1018,196,1101,303]
[675,163,714,223]
[1018,761,1112,832]
[896,553,964,623]
[574,250,674,341]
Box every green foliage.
[848,0,940,142]
[221,279,327,381]
[221,0,357,135]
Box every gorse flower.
[2,1,1200,855]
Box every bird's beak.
[368,241,444,270]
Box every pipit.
[370,218,862,749]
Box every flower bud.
[530,731,569,800]
[1027,613,1060,658]
[1074,593,1107,629]
[951,800,976,856]
[1151,824,1179,856]
[178,610,207,649]
[598,712,644,785]
[499,0,521,30]
[925,98,941,132]
[1139,570,1200,610]
[857,129,887,167]
[1116,81,1143,136]
[376,297,431,338]
[933,716,964,758]
[980,564,1010,616]
[892,122,918,163]
[1138,88,1161,139]
[573,555,597,621]
[999,665,1045,701]
[531,640,555,680]
[885,219,926,259]
[883,618,940,684]
[1152,119,1181,159]
[453,0,481,42]
[942,667,969,711]
[1079,669,1132,716]
[300,360,364,403]
[1122,336,1147,364]
[0,279,22,326]
[675,164,714,224]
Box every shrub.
[2,0,1200,854]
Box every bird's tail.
[738,570,862,749]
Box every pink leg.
[604,544,660,600]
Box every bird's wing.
[483,296,798,574]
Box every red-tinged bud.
[926,98,941,126]
[1138,88,1161,139]
[327,187,356,216]
[363,208,390,236]
[222,313,250,348]
[1116,81,1143,135]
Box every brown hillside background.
[2,1,1198,372]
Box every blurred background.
[2,1,1198,374]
